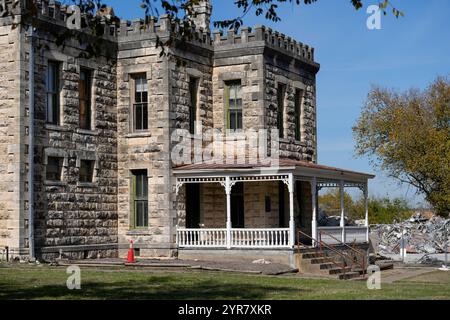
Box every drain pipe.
[27,25,35,261]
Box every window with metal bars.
[131,170,148,228]
[79,68,92,130]
[225,80,242,131]
[189,77,199,134]
[132,75,148,131]
[46,61,60,125]
[46,157,63,181]
[277,83,286,138]
[295,89,303,141]
[79,160,95,183]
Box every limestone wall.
[31,32,119,260]
[116,35,174,258]
[265,63,317,162]
[0,25,23,252]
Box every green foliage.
[365,197,413,224]
[353,77,450,216]
[318,189,413,224]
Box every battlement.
[1,1,315,62]
[16,0,119,39]
[213,26,315,63]
[117,15,213,49]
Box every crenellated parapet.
[117,15,213,49]
[213,25,315,63]
[1,0,119,39]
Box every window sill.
[125,132,152,138]
[126,229,151,236]
[76,128,99,136]
[45,124,69,132]
[44,180,66,186]
[77,182,98,188]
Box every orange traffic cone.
[127,240,135,263]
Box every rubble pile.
[318,209,355,227]
[372,213,450,254]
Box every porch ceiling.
[173,158,375,183]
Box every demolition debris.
[372,213,450,254]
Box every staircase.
[296,248,365,280]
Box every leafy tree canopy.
[353,77,450,217]
[318,188,414,224]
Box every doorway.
[231,183,245,228]
[185,184,201,228]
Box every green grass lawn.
[0,264,449,300]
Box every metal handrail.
[297,230,352,276]
[318,229,367,276]
[297,230,366,278]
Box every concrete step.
[300,252,327,259]
[338,272,362,280]
[309,257,333,264]
[328,267,352,275]
[318,262,337,270]
[296,247,322,254]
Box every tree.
[318,188,358,219]
[353,77,450,216]
[318,189,413,224]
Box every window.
[79,160,95,183]
[277,83,286,138]
[132,74,148,131]
[131,170,148,228]
[225,81,242,131]
[294,89,303,141]
[46,61,60,125]
[46,157,63,181]
[79,68,92,130]
[189,77,199,135]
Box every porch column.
[364,182,369,243]
[288,174,295,247]
[225,176,232,249]
[339,180,346,243]
[311,177,318,247]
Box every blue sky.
[107,0,450,206]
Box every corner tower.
[191,0,212,33]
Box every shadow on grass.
[0,276,311,300]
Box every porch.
[174,159,375,251]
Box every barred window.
[46,157,63,181]
[189,77,199,135]
[79,160,95,183]
[295,89,303,141]
[132,75,148,131]
[46,61,60,125]
[79,68,92,130]
[131,170,148,228]
[277,83,286,138]
[225,81,242,131]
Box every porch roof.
[173,158,375,183]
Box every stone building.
[0,0,374,265]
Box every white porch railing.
[318,226,368,245]
[317,227,343,245]
[177,228,291,249]
[231,228,290,248]
[345,226,368,244]
[177,228,227,248]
